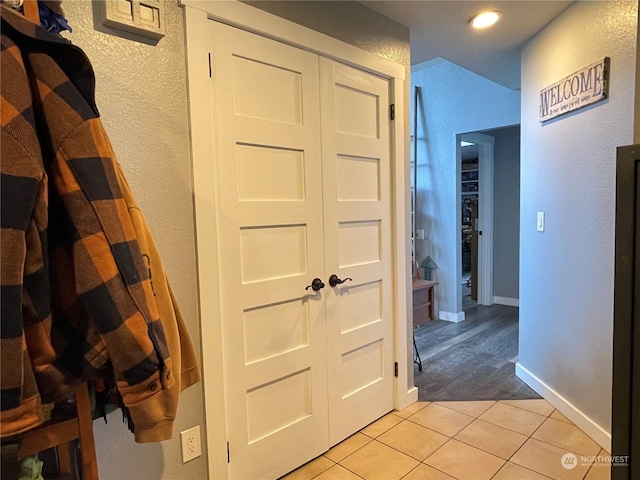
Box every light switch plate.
[96,0,166,41]
[537,212,545,232]
[416,229,425,240]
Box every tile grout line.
[526,412,603,458]
[333,460,366,480]
[363,430,433,463]
[476,407,551,438]
[373,415,464,471]
[519,435,601,462]
[487,459,556,480]
[419,435,508,480]
[497,416,574,480]
[336,421,423,472]
[497,399,556,418]
[327,432,374,465]
[420,436,457,471]
[296,456,335,480]
[449,428,517,464]
[433,400,497,418]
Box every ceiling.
[360,1,574,90]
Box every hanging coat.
[0,5,175,439]
[113,162,201,442]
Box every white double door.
[209,21,395,479]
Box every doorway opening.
[461,141,478,310]
[413,121,527,402]
[458,132,495,312]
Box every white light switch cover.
[95,0,166,41]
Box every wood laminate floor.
[413,304,540,402]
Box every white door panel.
[319,58,395,445]
[210,21,395,478]
[210,21,328,480]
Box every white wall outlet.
[181,425,202,463]
[416,229,425,240]
[537,212,545,232]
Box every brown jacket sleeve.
[114,162,201,442]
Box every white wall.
[488,126,521,301]
[518,0,638,449]
[62,2,207,479]
[411,60,520,318]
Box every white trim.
[179,0,405,81]
[516,362,611,452]
[398,387,419,412]
[439,310,466,323]
[458,132,495,308]
[183,6,227,479]
[391,78,416,411]
[182,2,411,476]
[493,296,519,307]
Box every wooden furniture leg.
[22,0,40,24]
[57,442,73,474]
[75,383,98,480]
[18,383,99,480]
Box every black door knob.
[305,278,325,292]
[328,274,353,287]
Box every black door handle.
[328,274,353,287]
[305,278,325,292]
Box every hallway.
[413,304,536,401]
[283,399,610,480]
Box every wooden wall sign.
[540,57,610,122]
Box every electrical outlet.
[181,426,201,463]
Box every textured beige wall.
[520,0,637,442]
[244,1,410,67]
[62,2,206,479]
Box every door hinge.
[390,104,395,121]
[394,362,399,377]
[226,441,230,463]
[208,53,212,78]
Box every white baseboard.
[515,362,611,452]
[439,311,465,322]
[397,386,419,411]
[493,296,519,307]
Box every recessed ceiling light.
[470,11,503,30]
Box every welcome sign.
[540,57,610,122]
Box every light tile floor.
[282,399,611,480]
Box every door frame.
[457,132,494,309]
[181,2,414,477]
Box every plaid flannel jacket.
[1,6,174,438]
[115,163,201,442]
